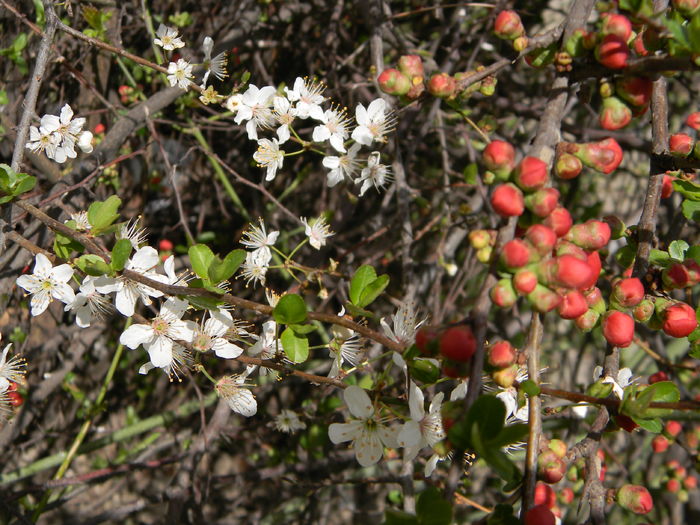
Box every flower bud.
[525,188,560,218]
[567,138,624,174]
[633,299,655,323]
[600,96,633,130]
[547,439,567,458]
[603,215,626,239]
[649,371,669,383]
[479,76,497,96]
[494,10,525,40]
[600,13,633,40]
[615,76,653,107]
[500,239,537,269]
[528,283,562,313]
[662,302,698,337]
[544,206,573,237]
[670,133,694,156]
[565,220,611,250]
[602,310,635,347]
[524,505,556,525]
[377,68,411,96]
[513,269,538,295]
[555,152,583,179]
[535,482,557,508]
[488,341,517,368]
[398,54,424,79]
[683,475,698,490]
[492,364,518,388]
[491,278,517,308]
[665,420,683,438]
[672,0,700,17]
[513,36,529,52]
[415,326,441,356]
[538,450,566,484]
[595,34,630,69]
[491,183,525,217]
[564,28,587,57]
[514,156,549,192]
[552,254,595,289]
[558,290,589,319]
[439,326,476,363]
[661,174,675,198]
[482,140,516,175]
[617,485,653,514]
[476,246,493,263]
[686,111,700,130]
[428,73,457,98]
[652,434,670,453]
[525,224,557,255]
[469,229,492,249]
[576,308,601,332]
[611,277,645,307]
[663,262,691,289]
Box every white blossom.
[273,409,306,433]
[312,107,351,152]
[153,24,185,51]
[216,368,257,417]
[273,96,297,144]
[328,325,362,378]
[284,77,325,119]
[351,98,395,146]
[192,309,244,359]
[200,36,227,87]
[328,386,397,467]
[0,343,26,393]
[322,143,361,187]
[397,382,445,463]
[253,138,284,181]
[116,218,148,250]
[234,84,276,140]
[380,300,424,346]
[16,253,75,316]
[167,59,194,90]
[26,104,92,163]
[593,366,635,399]
[300,216,334,250]
[65,276,112,327]
[357,151,392,196]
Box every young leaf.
[415,486,452,525]
[273,294,308,325]
[668,240,689,261]
[188,244,215,281]
[75,254,111,276]
[349,265,377,305]
[111,238,133,271]
[88,195,121,234]
[208,248,245,284]
[280,327,309,363]
[358,273,390,308]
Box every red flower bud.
[378,69,411,96]
[663,262,691,289]
[568,138,623,174]
[612,277,645,307]
[491,183,525,217]
[576,308,600,332]
[558,290,589,319]
[649,371,669,383]
[585,286,606,312]
[514,156,549,192]
[492,364,518,388]
[600,13,633,40]
[538,450,566,484]
[560,487,574,505]
[665,420,683,437]
[501,239,535,269]
[439,326,476,362]
[525,188,560,218]
[602,310,635,347]
[397,54,424,79]
[633,299,655,323]
[525,224,557,255]
[595,34,630,70]
[686,111,700,130]
[683,475,698,490]
[617,485,653,514]
[482,140,516,175]
[535,482,557,508]
[415,326,441,356]
[93,123,106,134]
[553,254,595,289]
[494,10,525,40]
[513,269,538,295]
[662,302,698,337]
[672,0,700,17]
[579,251,602,291]
[491,278,517,308]
[528,283,562,313]
[488,341,517,368]
[555,152,583,179]
[662,175,675,198]
[524,505,556,525]
[428,73,456,98]
[652,434,670,453]
[600,96,633,130]
[670,133,694,156]
[544,206,573,237]
[566,220,611,250]
[667,478,681,493]
[468,229,492,249]
[158,239,174,252]
[615,76,653,107]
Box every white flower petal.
[344,385,374,419]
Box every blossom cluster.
[25,104,93,164]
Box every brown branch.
[522,313,543,514]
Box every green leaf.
[648,249,671,267]
[280,327,309,363]
[664,16,692,52]
[358,274,390,308]
[682,199,700,222]
[13,174,36,196]
[408,358,440,384]
[87,196,121,234]
[689,12,700,54]
[273,294,308,325]
[75,254,111,276]
[53,231,83,259]
[349,265,377,305]
[645,380,680,418]
[475,426,520,483]
[208,248,245,284]
[471,395,506,442]
[519,379,540,397]
[674,179,700,201]
[491,423,529,449]
[111,239,132,272]
[669,240,689,261]
[383,509,419,525]
[187,295,225,311]
[188,244,215,281]
[616,245,638,268]
[487,504,520,525]
[463,163,479,185]
[415,487,452,525]
[289,323,316,335]
[344,302,378,319]
[631,416,663,433]
[686,245,700,264]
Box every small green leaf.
[491,423,529,449]
[280,327,309,363]
[344,302,378,319]
[188,295,225,310]
[631,416,663,433]
[463,163,479,185]
[648,248,671,267]
[669,240,689,261]
[415,487,452,525]
[471,395,506,441]
[383,509,419,525]
[682,199,700,222]
[349,265,377,305]
[273,294,308,325]
[88,196,121,234]
[188,244,215,281]
[111,239,133,271]
[408,358,440,384]
[673,179,700,201]
[689,12,700,54]
[358,273,390,308]
[208,248,245,284]
[519,379,540,397]
[289,323,316,335]
[665,16,692,51]
[75,254,111,276]
[13,174,36,196]
[616,245,638,268]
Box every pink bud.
[600,96,633,130]
[525,188,560,218]
[633,299,655,323]
[514,156,549,192]
[528,283,562,313]
[615,76,653,107]
[585,286,607,313]
[428,73,456,98]
[576,308,600,332]
[662,174,675,198]
[617,485,653,514]
[491,278,517,308]
[377,69,411,96]
[513,269,538,295]
[482,140,516,174]
[612,277,645,307]
[600,13,633,40]
[686,111,700,130]
[524,505,556,525]
[500,239,536,269]
[488,341,517,368]
[566,220,611,250]
[663,262,691,289]
[670,133,694,156]
[558,290,589,319]
[494,10,525,40]
[544,207,573,237]
[553,254,595,289]
[525,224,557,255]
[568,138,623,174]
[580,250,602,290]
[397,54,424,79]
[555,153,583,179]
[662,302,698,337]
[468,229,492,249]
[672,0,700,17]
[491,183,525,217]
[595,34,630,70]
[602,310,635,347]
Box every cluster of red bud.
[660,111,700,195]
[415,324,476,379]
[661,459,699,501]
[651,420,684,453]
[485,340,521,389]
[377,54,497,102]
[554,137,623,180]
